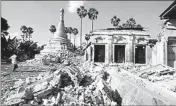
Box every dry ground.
[1,63,49,98]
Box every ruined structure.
[152,0,176,68]
[36,8,73,59]
[87,28,150,64]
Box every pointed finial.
[60,7,64,21]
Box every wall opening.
[114,45,125,63]
[94,45,105,62]
[135,45,146,64]
[167,37,176,68]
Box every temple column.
[108,35,113,63]
[126,35,134,63]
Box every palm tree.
[88,8,99,31]
[77,6,87,46]
[111,16,121,28]
[27,27,34,41]
[67,27,73,41]
[49,25,56,34]
[72,28,78,50]
[20,25,28,42]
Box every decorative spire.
[60,7,64,21]
[53,7,67,39]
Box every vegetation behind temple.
[1,8,145,62]
[1,17,44,62]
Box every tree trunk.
[23,37,24,43]
[91,20,93,32]
[25,33,27,41]
[70,34,71,42]
[29,34,30,41]
[80,18,82,47]
[74,35,76,50]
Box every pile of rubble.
[137,64,176,92]
[138,64,176,81]
[2,61,122,106]
[20,50,79,67]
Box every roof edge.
[160,0,176,18]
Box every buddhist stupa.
[38,7,73,56]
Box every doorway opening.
[167,37,176,68]
[94,45,105,62]
[135,45,146,64]
[114,45,125,63]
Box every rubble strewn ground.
[1,54,176,105]
[1,56,122,106]
[138,64,176,93]
[116,63,176,93]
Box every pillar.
[126,36,134,63]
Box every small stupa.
[37,8,73,57]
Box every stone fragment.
[50,74,61,87]
[79,75,93,87]
[21,104,33,106]
[34,96,43,104]
[33,81,48,93]
[22,88,34,102]
[34,87,53,98]
[63,60,70,66]
[14,79,24,88]
[18,86,26,93]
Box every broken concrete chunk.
[33,81,49,93]
[63,60,71,66]
[14,79,24,88]
[49,74,61,87]
[3,58,124,106]
[33,96,43,104]
[18,86,26,93]
[22,88,34,100]
[79,75,93,87]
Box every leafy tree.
[88,8,99,31]
[120,18,143,29]
[1,35,19,59]
[16,40,42,61]
[111,16,121,28]
[77,6,87,46]
[49,25,56,34]
[1,20,41,61]
[1,17,10,32]
[126,18,136,28]
[1,17,10,59]
[135,24,143,29]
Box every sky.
[1,1,173,46]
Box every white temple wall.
[152,19,176,67]
[89,33,149,64]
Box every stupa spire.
[53,7,67,39]
[60,7,64,21]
